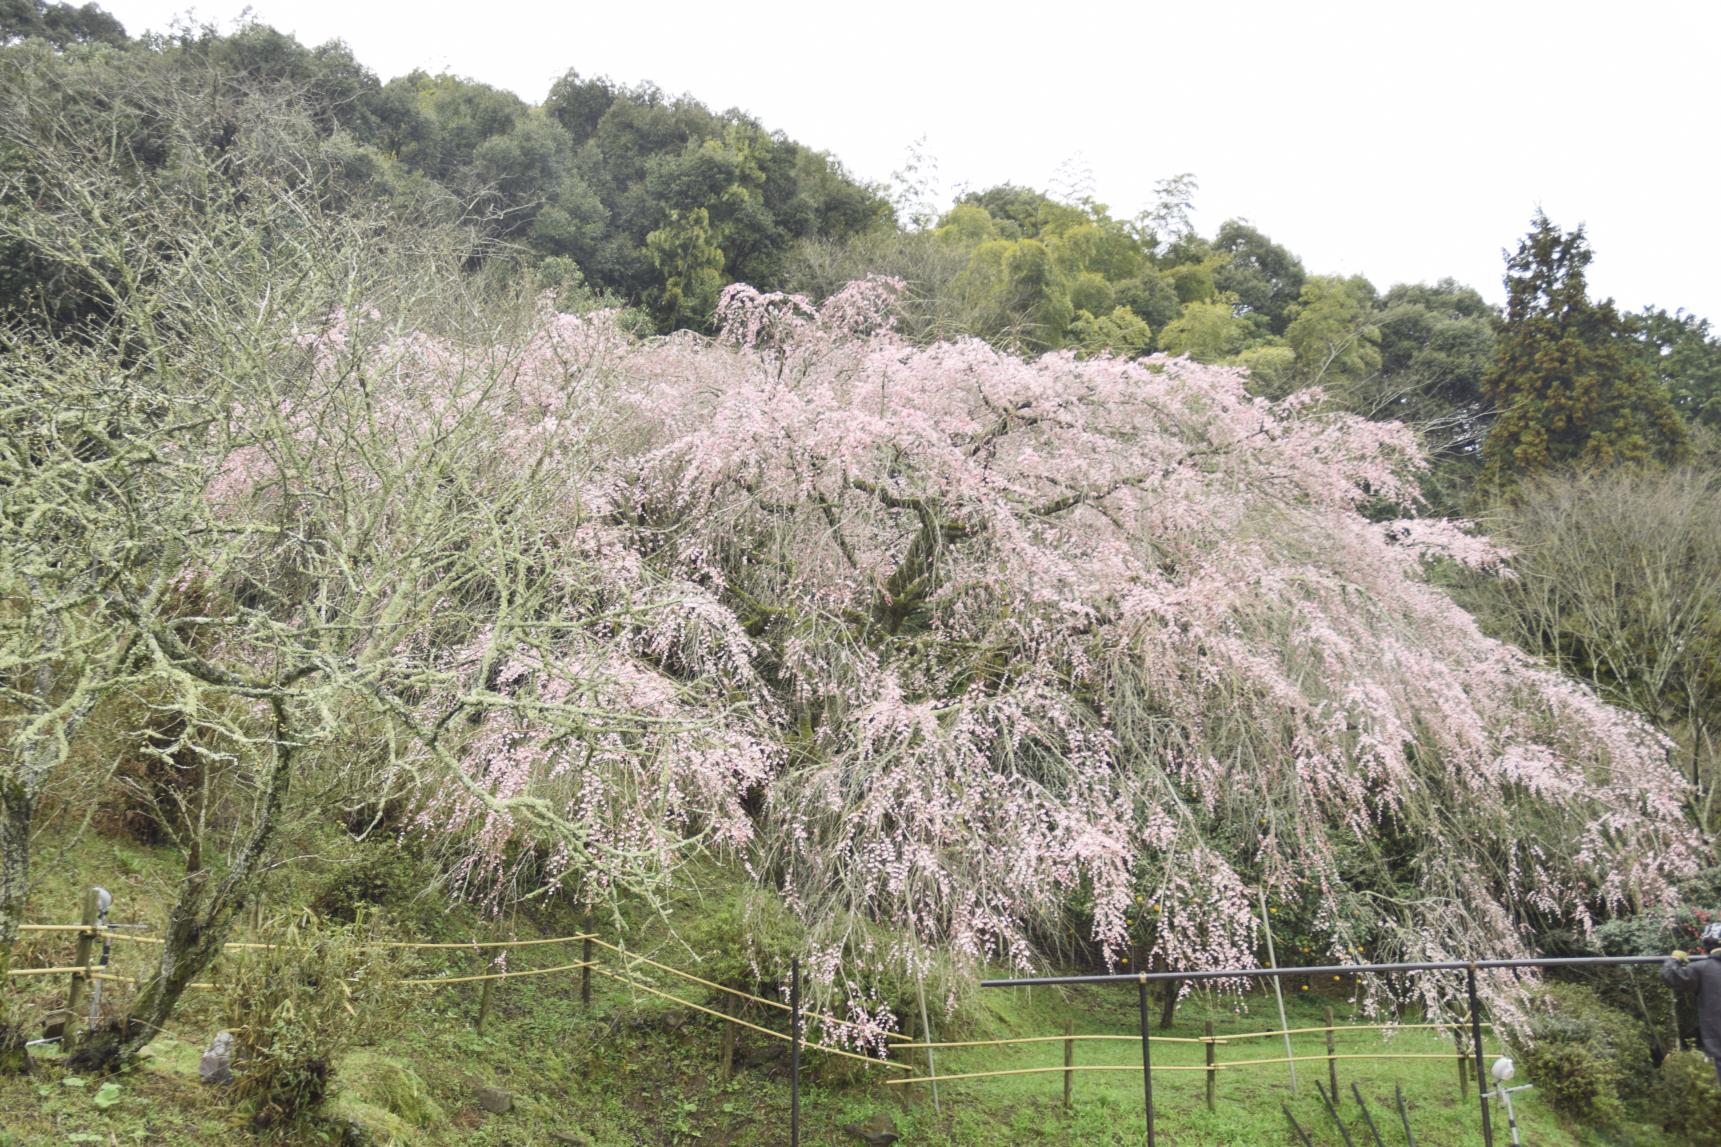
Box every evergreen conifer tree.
[1480,213,1686,489]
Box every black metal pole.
[1315,1082,1356,1147]
[1394,1083,1416,1147]
[1467,966,1493,1147]
[790,956,801,1147]
[1137,974,1155,1147]
[1350,1082,1386,1147]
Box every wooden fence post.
[1453,1026,1468,1099]
[1325,1006,1339,1104]
[1204,1019,1217,1112]
[476,975,494,1034]
[62,887,99,1046]
[719,993,736,1084]
[1063,1017,1074,1110]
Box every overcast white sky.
[100,0,1720,318]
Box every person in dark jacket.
[1663,920,1721,1086]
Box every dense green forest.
[5,5,1721,1144]
[5,5,1717,505]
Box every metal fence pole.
[1325,1006,1339,1104]
[581,936,593,1007]
[790,956,801,1147]
[1395,1083,1417,1147]
[1466,966,1494,1147]
[1137,973,1155,1147]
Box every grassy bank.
[0,833,1698,1145]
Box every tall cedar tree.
[1480,213,1685,488]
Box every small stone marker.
[841,1112,901,1146]
[474,1085,513,1114]
[548,1131,596,1146]
[199,1031,235,1085]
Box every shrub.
[1510,981,1648,1126]
[1650,1050,1721,1136]
[309,848,423,925]
[218,913,407,1136]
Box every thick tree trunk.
[0,778,37,1074]
[113,702,292,1062]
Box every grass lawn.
[0,835,1698,1145]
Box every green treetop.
[1479,213,1686,489]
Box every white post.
[916,974,941,1115]
[1258,883,1297,1094]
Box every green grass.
[0,833,1698,1145]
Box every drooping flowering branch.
[583,278,1695,1021]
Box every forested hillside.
[4,6,1721,1144]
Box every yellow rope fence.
[13,921,912,1065]
[586,935,915,1046]
[10,918,1505,1098]
[16,924,595,952]
[882,1022,1507,1087]
[887,1063,1216,1085]
[7,926,597,988]
[894,1033,1213,1050]
[587,962,910,1072]
[6,963,597,989]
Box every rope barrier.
[893,1033,1215,1049]
[885,1020,1494,1052]
[396,960,593,986]
[587,936,912,1044]
[588,963,910,1072]
[11,959,596,989]
[1218,1021,1494,1041]
[1219,1051,1505,1069]
[588,937,791,1013]
[378,934,593,951]
[18,926,594,952]
[881,1044,1510,1086]
[884,1063,1214,1086]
